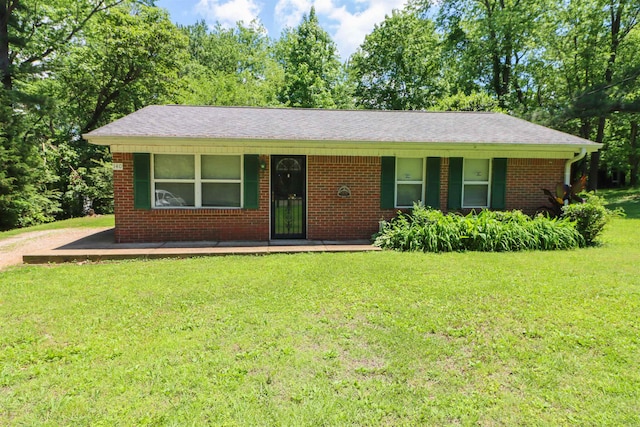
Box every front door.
[271,155,306,239]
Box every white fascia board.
[87,136,603,159]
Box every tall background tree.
[177,21,283,106]
[0,0,141,229]
[349,9,442,110]
[409,0,640,187]
[45,3,189,216]
[276,7,351,108]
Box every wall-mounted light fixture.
[259,155,268,170]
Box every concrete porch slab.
[22,228,379,265]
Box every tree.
[177,21,283,107]
[430,91,503,112]
[45,3,188,216]
[349,9,442,110]
[547,0,640,189]
[0,0,146,229]
[431,0,549,110]
[276,7,351,108]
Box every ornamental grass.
[374,206,584,252]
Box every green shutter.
[133,153,151,210]
[425,157,441,209]
[448,157,463,210]
[243,154,259,209]
[380,157,396,209]
[491,158,508,210]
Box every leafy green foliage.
[349,10,442,110]
[52,4,189,134]
[430,91,504,112]
[276,7,351,108]
[0,0,164,229]
[62,159,114,216]
[0,93,60,230]
[562,193,617,246]
[177,21,283,106]
[375,205,584,252]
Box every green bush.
[561,194,616,246]
[374,205,584,252]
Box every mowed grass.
[601,187,640,218]
[0,215,114,241]
[1,201,639,425]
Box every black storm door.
[271,156,306,239]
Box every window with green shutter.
[243,154,259,209]
[425,157,441,209]
[380,157,395,209]
[462,158,491,208]
[149,154,245,208]
[396,158,425,207]
[448,157,463,210]
[491,158,507,210]
[133,153,151,210]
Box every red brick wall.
[505,158,565,214]
[112,153,566,242]
[112,152,270,243]
[444,158,565,215]
[306,156,396,240]
[440,158,450,210]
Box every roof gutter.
[565,147,587,188]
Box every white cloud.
[274,0,312,28]
[273,0,409,59]
[196,0,262,27]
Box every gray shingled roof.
[84,105,599,148]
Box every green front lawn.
[1,213,639,425]
[601,187,640,218]
[0,215,114,241]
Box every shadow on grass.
[600,188,640,219]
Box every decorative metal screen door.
[271,155,306,239]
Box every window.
[462,158,491,208]
[153,154,242,208]
[396,158,424,207]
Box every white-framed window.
[396,157,425,207]
[462,158,491,208]
[152,154,243,208]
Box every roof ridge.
[156,105,499,115]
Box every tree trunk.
[630,120,639,187]
[0,0,12,91]
[588,116,606,191]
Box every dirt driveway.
[0,228,111,271]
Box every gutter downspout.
[564,148,587,205]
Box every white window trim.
[461,158,492,208]
[152,154,244,209]
[395,157,426,208]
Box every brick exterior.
[504,158,566,214]
[112,152,270,243]
[112,153,566,242]
[307,156,396,240]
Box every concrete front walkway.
[22,228,379,265]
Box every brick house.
[84,106,601,243]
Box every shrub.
[374,205,584,252]
[561,193,616,246]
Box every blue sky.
[155,0,409,59]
